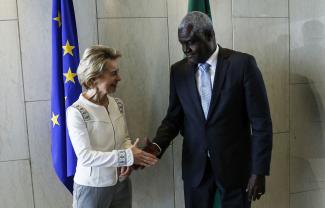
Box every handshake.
[119,138,161,178]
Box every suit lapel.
[183,46,232,122]
[185,62,206,122]
[207,46,231,121]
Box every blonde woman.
[67,45,158,208]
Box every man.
[144,11,273,208]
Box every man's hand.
[246,174,266,201]
[131,138,158,167]
[133,138,161,170]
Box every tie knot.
[199,63,210,72]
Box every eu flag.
[51,0,82,193]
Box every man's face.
[178,25,214,64]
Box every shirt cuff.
[152,143,162,153]
[117,149,134,167]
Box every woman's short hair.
[77,45,121,89]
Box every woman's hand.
[131,138,158,167]
[119,166,132,177]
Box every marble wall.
[289,0,325,207]
[0,0,324,207]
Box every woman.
[67,45,158,208]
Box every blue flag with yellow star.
[51,0,81,193]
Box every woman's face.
[93,59,122,94]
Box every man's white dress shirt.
[196,45,219,92]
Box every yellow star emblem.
[62,40,75,56]
[51,113,60,127]
[64,68,77,84]
[53,11,62,27]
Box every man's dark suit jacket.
[153,46,273,189]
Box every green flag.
[187,1,221,208]
[188,0,212,18]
